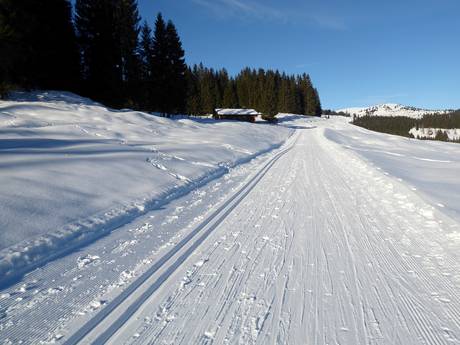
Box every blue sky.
[138,0,459,110]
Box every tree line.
[185,65,322,117]
[0,0,322,117]
[352,110,460,143]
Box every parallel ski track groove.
[63,134,298,345]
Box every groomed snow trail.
[98,123,459,344]
[2,118,460,345]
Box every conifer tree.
[262,72,278,116]
[0,0,79,93]
[0,0,28,94]
[300,74,317,115]
[139,22,153,80]
[185,66,202,115]
[200,67,219,114]
[165,20,187,114]
[150,13,169,114]
[138,21,153,109]
[313,87,322,116]
[222,81,239,108]
[76,0,122,104]
[117,0,141,106]
[76,0,141,106]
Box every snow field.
[0,98,460,344]
[0,91,292,285]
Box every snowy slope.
[326,118,460,223]
[0,91,292,283]
[1,116,460,344]
[338,103,448,118]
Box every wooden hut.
[213,109,261,123]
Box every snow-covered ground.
[326,118,460,223]
[1,96,460,345]
[0,91,291,283]
[409,127,460,141]
[338,103,448,118]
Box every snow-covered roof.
[215,108,261,116]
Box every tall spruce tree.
[0,0,79,93]
[185,66,202,115]
[117,0,141,106]
[200,67,219,114]
[76,0,141,106]
[139,22,153,81]
[150,13,169,114]
[76,0,122,104]
[164,20,187,114]
[0,0,27,94]
[138,21,154,109]
[222,81,239,108]
[312,87,322,116]
[262,71,278,116]
[300,74,317,115]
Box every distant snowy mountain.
[337,103,449,119]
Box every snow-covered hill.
[337,103,448,118]
[0,91,293,282]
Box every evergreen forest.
[0,0,322,117]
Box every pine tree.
[0,0,26,94]
[235,68,251,108]
[76,0,141,106]
[116,0,141,106]
[300,74,317,115]
[139,22,153,81]
[76,0,122,104]
[313,87,322,116]
[185,66,202,115]
[138,21,153,109]
[200,67,218,114]
[0,0,79,93]
[222,81,238,108]
[164,20,187,114]
[262,72,278,117]
[216,69,230,107]
[150,13,169,114]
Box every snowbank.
[0,91,292,283]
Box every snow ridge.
[338,103,448,119]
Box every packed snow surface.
[1,98,460,345]
[0,91,291,281]
[338,103,448,118]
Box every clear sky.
[138,0,459,110]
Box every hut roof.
[215,108,261,116]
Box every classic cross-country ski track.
[1,117,460,345]
[63,132,298,345]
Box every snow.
[338,103,448,118]
[0,91,291,284]
[409,127,460,141]
[215,108,261,116]
[1,101,460,345]
[325,118,460,223]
